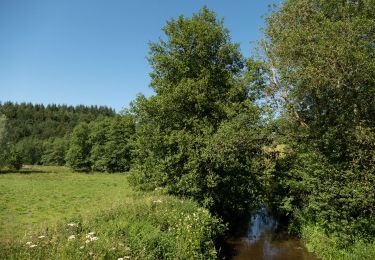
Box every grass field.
[0,166,223,259]
[0,165,133,241]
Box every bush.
[7,146,23,171]
[302,224,375,260]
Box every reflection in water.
[245,207,277,244]
[227,206,319,260]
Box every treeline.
[0,102,116,168]
[65,115,135,172]
[1,1,374,258]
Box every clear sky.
[0,0,281,112]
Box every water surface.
[226,207,319,260]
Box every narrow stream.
[225,207,319,260]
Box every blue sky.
[0,0,281,111]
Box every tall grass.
[302,224,375,260]
[0,166,224,259]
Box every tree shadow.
[0,168,46,174]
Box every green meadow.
[0,166,133,240]
[0,166,222,259]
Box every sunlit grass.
[0,166,222,259]
[0,165,132,241]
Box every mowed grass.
[0,165,133,241]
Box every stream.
[225,207,319,260]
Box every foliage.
[264,0,375,255]
[130,7,267,222]
[0,114,7,168]
[302,224,375,260]
[0,102,115,168]
[65,115,135,172]
[6,146,23,171]
[0,114,6,143]
[65,123,92,172]
[89,115,135,172]
[14,138,45,165]
[41,137,69,166]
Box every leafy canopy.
[131,7,268,221]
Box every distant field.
[0,166,132,240]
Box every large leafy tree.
[131,7,267,221]
[41,137,69,166]
[65,122,91,172]
[90,115,135,172]
[264,0,375,241]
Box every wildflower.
[68,235,76,240]
[153,199,162,203]
[124,256,131,259]
[85,239,91,244]
[29,244,37,248]
[87,232,95,236]
[67,223,78,227]
[118,258,124,260]
[38,235,46,239]
[89,252,94,256]
[80,246,85,250]
[26,241,32,245]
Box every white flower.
[153,199,162,203]
[87,232,95,236]
[85,239,91,244]
[124,256,131,259]
[80,246,85,250]
[118,258,124,260]
[67,223,78,227]
[29,244,37,248]
[38,235,46,239]
[68,235,76,240]
[26,241,32,245]
[91,236,99,241]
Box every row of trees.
[65,115,135,172]
[0,102,116,169]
